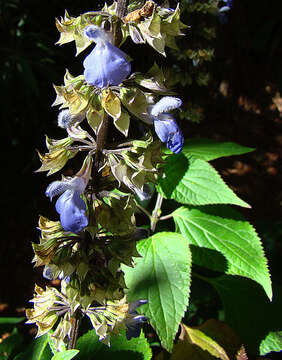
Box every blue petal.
[219,6,231,13]
[83,42,131,88]
[167,129,184,154]
[154,115,184,154]
[56,191,88,233]
[46,181,69,201]
[55,190,73,214]
[43,266,54,280]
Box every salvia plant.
[22,0,277,359]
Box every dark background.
[1,0,282,333]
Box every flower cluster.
[27,0,187,352]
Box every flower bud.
[151,96,182,117]
[57,109,84,129]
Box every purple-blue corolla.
[46,176,88,233]
[83,25,131,88]
[218,0,233,24]
[149,97,184,154]
[125,299,148,340]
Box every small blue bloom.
[43,265,54,280]
[150,97,184,154]
[126,300,148,340]
[83,25,131,88]
[57,109,84,129]
[42,265,70,284]
[218,0,232,24]
[46,177,88,234]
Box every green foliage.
[260,331,282,356]
[122,232,192,351]
[76,329,152,360]
[0,328,23,360]
[0,318,24,334]
[180,138,254,161]
[7,0,279,358]
[14,333,52,360]
[173,206,272,300]
[157,155,250,207]
[51,350,79,360]
[206,275,282,355]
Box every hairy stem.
[113,0,128,46]
[116,0,128,18]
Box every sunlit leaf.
[173,206,272,299]
[122,232,192,351]
[158,155,250,208]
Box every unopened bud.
[57,109,85,129]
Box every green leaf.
[181,138,254,161]
[0,328,23,360]
[259,331,282,355]
[122,232,192,352]
[206,275,282,355]
[76,329,151,360]
[14,333,50,360]
[0,317,24,325]
[157,155,250,208]
[51,349,79,360]
[0,317,24,334]
[173,206,272,299]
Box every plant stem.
[150,193,164,232]
[159,213,173,221]
[116,0,128,18]
[113,0,128,46]
[136,203,152,220]
[68,311,81,350]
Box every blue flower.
[218,0,232,24]
[42,265,70,284]
[46,177,88,233]
[125,300,148,340]
[150,97,184,154]
[83,25,131,88]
